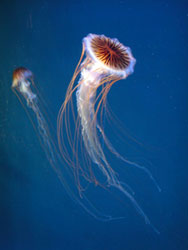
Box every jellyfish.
[12,67,58,166]
[57,34,160,232]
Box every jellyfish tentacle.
[76,73,158,232]
[96,123,161,192]
[12,67,57,167]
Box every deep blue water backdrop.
[0,0,188,249]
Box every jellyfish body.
[75,35,134,186]
[58,34,159,231]
[12,67,56,165]
[12,67,36,106]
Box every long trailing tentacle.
[57,44,85,167]
[76,74,160,233]
[94,84,161,192]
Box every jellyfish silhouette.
[57,34,160,232]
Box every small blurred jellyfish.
[57,34,160,232]
[12,67,58,167]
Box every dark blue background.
[0,0,188,249]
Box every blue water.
[0,0,188,249]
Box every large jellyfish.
[57,34,160,232]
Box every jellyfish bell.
[12,67,36,105]
[83,33,136,79]
[12,67,33,88]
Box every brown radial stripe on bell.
[90,36,130,70]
